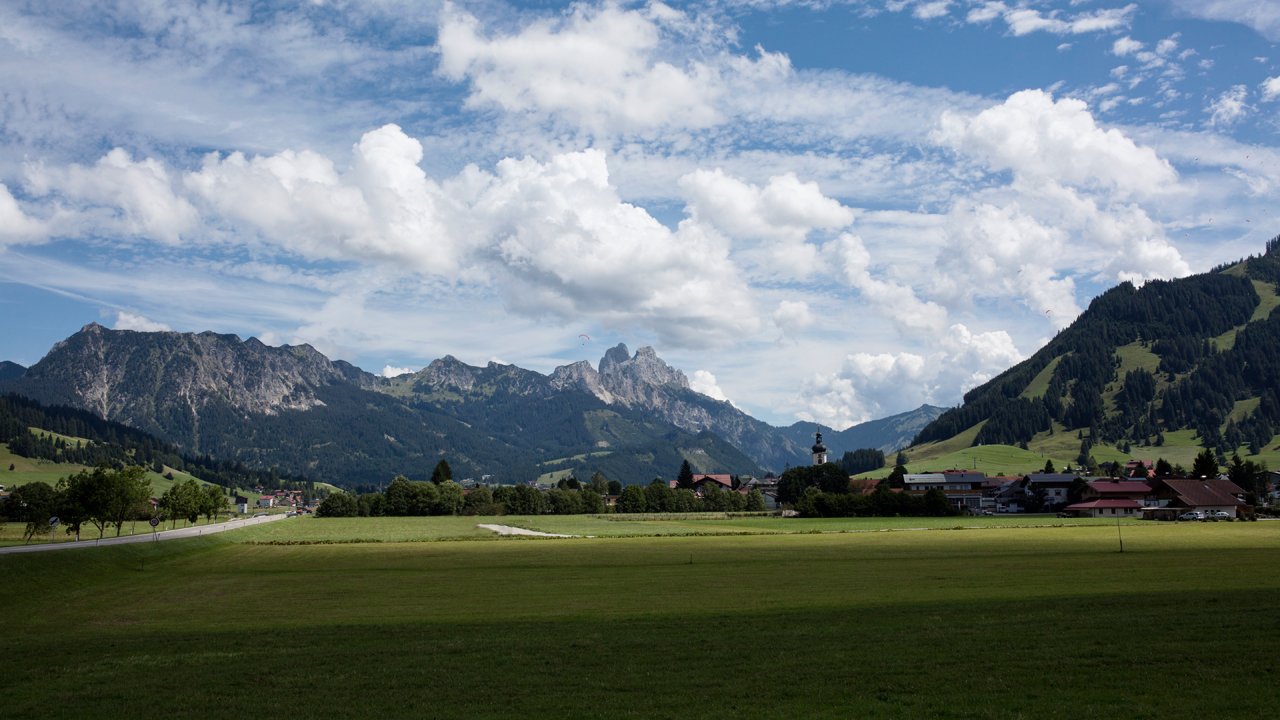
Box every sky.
[1,0,1278,430]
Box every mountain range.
[0,326,940,487]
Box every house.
[1025,473,1081,510]
[1082,479,1151,502]
[1124,459,1156,479]
[1144,478,1249,519]
[234,495,250,514]
[668,474,734,494]
[903,471,988,512]
[256,496,275,509]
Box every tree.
[1067,477,1088,505]
[1043,459,1056,474]
[105,466,151,536]
[745,488,767,511]
[1024,486,1049,513]
[885,464,907,489]
[776,463,850,505]
[384,475,416,515]
[616,485,647,513]
[430,459,453,484]
[463,486,496,515]
[159,479,204,528]
[589,472,608,495]
[676,460,695,490]
[1227,454,1265,496]
[202,484,227,524]
[1154,458,1174,478]
[316,492,358,517]
[580,489,606,514]
[922,487,954,516]
[433,480,465,515]
[1192,448,1220,478]
[606,479,623,496]
[1128,461,1147,478]
[4,481,58,542]
[895,451,908,467]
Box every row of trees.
[616,481,767,513]
[0,467,233,542]
[316,459,771,518]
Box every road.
[0,513,291,555]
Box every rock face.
[549,343,810,470]
[8,323,378,450]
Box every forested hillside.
[0,394,312,491]
[913,237,1280,463]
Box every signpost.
[48,516,59,544]
[149,515,161,542]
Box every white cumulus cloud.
[113,311,171,332]
[795,322,1024,429]
[0,183,47,245]
[680,168,853,278]
[24,148,198,244]
[690,369,733,404]
[934,89,1178,198]
[436,2,725,135]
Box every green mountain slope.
[912,238,1280,467]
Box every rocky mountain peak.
[598,344,687,389]
[419,355,478,392]
[550,360,614,404]
[598,343,632,375]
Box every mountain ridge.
[910,238,1280,466]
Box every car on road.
[1210,511,1234,521]
[1177,511,1205,521]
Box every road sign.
[48,516,60,528]
[149,517,160,528]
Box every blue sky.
[1,0,1278,429]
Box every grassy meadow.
[3,515,1278,719]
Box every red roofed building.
[668,474,734,494]
[1064,498,1144,518]
[1082,479,1151,502]
[1147,478,1248,519]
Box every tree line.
[315,460,770,517]
[0,466,229,542]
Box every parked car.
[1210,511,1234,521]
[1177,511,1205,521]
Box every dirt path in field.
[476,523,577,538]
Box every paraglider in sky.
[578,333,590,345]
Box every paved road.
[0,513,291,555]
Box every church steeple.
[811,431,828,466]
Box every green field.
[3,516,1277,718]
[223,513,1141,543]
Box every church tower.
[811,431,828,466]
